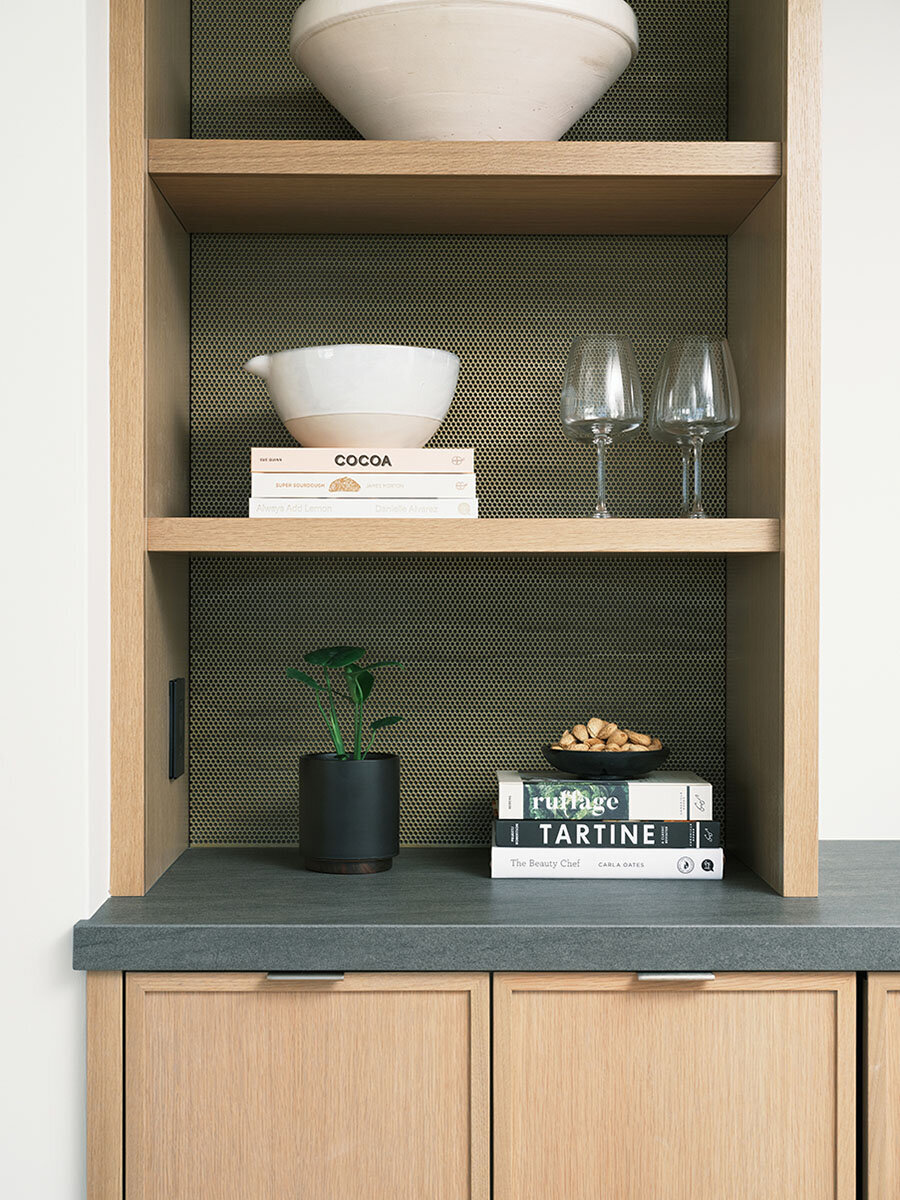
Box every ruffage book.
[495,770,713,821]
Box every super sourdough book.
[251,472,477,498]
[249,497,478,518]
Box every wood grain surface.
[726,0,821,896]
[110,0,191,895]
[494,971,855,1200]
[866,974,900,1199]
[149,139,781,235]
[146,516,781,555]
[87,972,123,1199]
[125,972,489,1199]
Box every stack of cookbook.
[491,770,723,879]
[248,447,478,518]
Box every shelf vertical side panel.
[110,0,191,895]
[110,0,150,895]
[727,0,821,896]
[781,0,822,896]
[144,0,192,891]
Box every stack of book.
[248,447,478,518]
[491,770,723,879]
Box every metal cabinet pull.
[265,972,345,981]
[636,973,716,981]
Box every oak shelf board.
[148,139,782,235]
[146,517,780,555]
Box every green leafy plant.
[286,646,403,760]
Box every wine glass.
[560,334,643,519]
[648,403,691,518]
[652,336,740,518]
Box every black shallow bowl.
[541,745,670,779]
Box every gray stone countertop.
[73,842,900,973]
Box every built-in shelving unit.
[149,139,782,235]
[111,0,820,898]
[147,517,781,555]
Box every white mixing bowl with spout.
[290,0,638,141]
[245,343,460,448]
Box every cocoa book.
[251,447,475,473]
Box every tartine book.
[493,819,721,850]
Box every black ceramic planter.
[299,753,400,874]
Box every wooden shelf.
[149,140,782,235]
[146,517,780,555]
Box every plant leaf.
[354,670,375,703]
[305,645,366,668]
[304,647,338,665]
[285,668,323,689]
[326,646,367,668]
[363,660,403,671]
[370,714,403,730]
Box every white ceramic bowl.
[245,343,460,447]
[290,0,638,141]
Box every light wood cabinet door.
[125,972,489,1200]
[494,971,855,1200]
[866,973,900,1200]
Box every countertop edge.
[72,924,900,973]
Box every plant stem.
[322,667,346,756]
[353,682,363,761]
[313,692,340,753]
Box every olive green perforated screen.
[188,0,730,847]
[192,0,728,142]
[190,555,726,846]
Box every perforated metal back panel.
[189,0,730,847]
[192,0,728,141]
[191,234,727,520]
[190,233,727,845]
[190,555,726,846]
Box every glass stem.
[680,445,691,517]
[593,435,612,519]
[689,436,706,518]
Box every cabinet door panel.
[126,972,488,1200]
[867,973,900,1200]
[494,972,854,1200]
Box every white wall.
[820,0,900,836]
[0,2,109,1197]
[0,0,894,1194]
